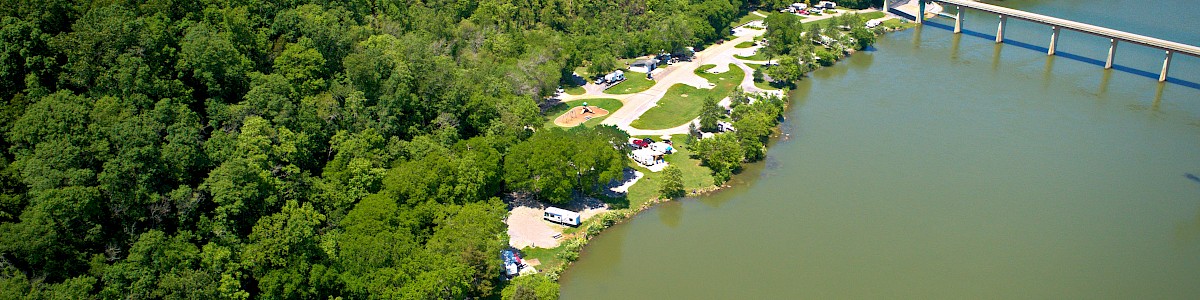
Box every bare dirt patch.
[553,106,609,127]
[505,192,611,249]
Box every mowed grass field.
[607,70,655,94]
[629,64,743,130]
[734,51,770,61]
[731,10,768,27]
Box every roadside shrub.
[815,49,837,66]
[555,237,587,263]
[502,274,559,300]
[658,165,686,199]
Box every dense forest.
[0,0,759,298]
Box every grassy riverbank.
[527,11,916,290]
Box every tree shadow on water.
[1174,173,1200,253]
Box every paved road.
[558,26,768,135]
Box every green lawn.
[572,66,592,80]
[564,85,585,95]
[734,51,770,61]
[607,70,655,94]
[630,64,743,130]
[735,41,755,48]
[880,18,917,30]
[624,134,716,208]
[731,11,769,27]
[542,98,623,128]
[521,245,568,273]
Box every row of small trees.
[689,90,789,184]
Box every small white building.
[629,59,659,73]
[543,207,581,226]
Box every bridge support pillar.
[1047,26,1060,55]
[1105,39,1117,69]
[995,15,1007,43]
[1160,51,1173,82]
[918,1,925,24]
[954,6,963,33]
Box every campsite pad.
[554,106,610,127]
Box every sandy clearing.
[505,192,613,249]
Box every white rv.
[543,207,581,226]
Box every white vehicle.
[649,142,674,154]
[791,2,807,10]
[630,147,662,166]
[544,207,581,226]
[504,262,519,278]
[818,1,837,9]
[866,19,882,28]
[603,70,625,83]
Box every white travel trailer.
[544,207,581,226]
[604,70,625,83]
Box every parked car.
[632,139,649,149]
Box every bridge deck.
[931,0,1200,57]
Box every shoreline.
[527,9,920,282]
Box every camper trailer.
[604,70,625,83]
[543,207,581,226]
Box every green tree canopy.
[504,127,627,204]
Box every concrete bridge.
[900,0,1199,82]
